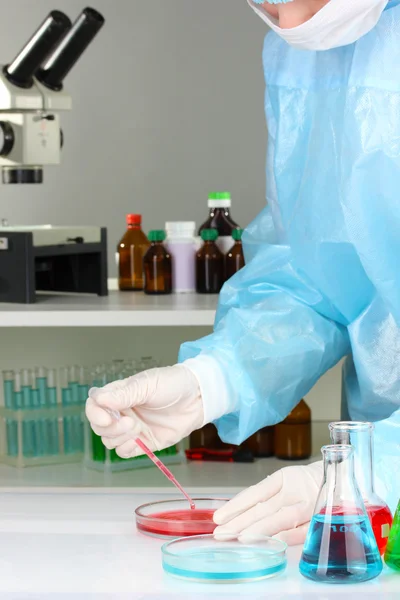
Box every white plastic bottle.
[165,222,197,293]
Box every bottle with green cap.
[225,228,245,280]
[198,192,240,254]
[143,230,172,295]
[196,228,224,294]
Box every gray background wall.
[0,0,268,276]
[0,1,344,424]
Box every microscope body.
[0,71,71,180]
[0,8,108,303]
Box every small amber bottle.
[117,214,150,291]
[190,424,222,449]
[244,426,275,458]
[143,230,172,295]
[225,228,245,280]
[274,399,312,460]
[196,229,224,294]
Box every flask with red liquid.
[329,421,393,555]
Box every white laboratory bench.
[0,489,398,598]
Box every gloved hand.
[85,365,203,458]
[214,462,323,545]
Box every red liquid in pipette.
[137,509,216,537]
[103,408,195,510]
[135,438,196,510]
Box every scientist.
[86,0,400,546]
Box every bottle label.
[381,523,391,538]
[217,236,234,254]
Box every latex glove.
[85,365,203,458]
[214,462,323,545]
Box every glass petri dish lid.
[135,498,228,539]
[162,533,287,583]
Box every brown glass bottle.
[190,424,226,450]
[198,192,239,254]
[274,399,312,460]
[118,214,150,291]
[196,229,224,294]
[244,426,275,458]
[143,230,172,295]
[225,228,245,280]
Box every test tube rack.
[1,358,185,470]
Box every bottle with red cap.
[117,214,150,291]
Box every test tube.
[31,375,43,457]
[139,356,155,371]
[2,371,17,457]
[68,365,80,405]
[2,370,14,408]
[35,367,48,407]
[91,364,107,388]
[19,369,36,458]
[47,369,59,455]
[88,364,107,463]
[13,371,23,410]
[109,359,125,382]
[35,367,48,457]
[126,359,138,376]
[60,367,73,454]
[75,367,87,451]
[78,367,89,404]
[14,372,23,458]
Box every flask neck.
[330,423,374,498]
[324,452,356,505]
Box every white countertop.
[0,490,398,598]
[0,292,217,327]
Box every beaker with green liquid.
[385,500,400,572]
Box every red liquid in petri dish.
[137,509,216,537]
[366,504,393,555]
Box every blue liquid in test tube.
[31,385,43,456]
[35,368,49,456]
[69,366,86,452]
[61,367,73,454]
[47,369,59,455]
[2,371,17,457]
[20,369,35,457]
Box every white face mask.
[249,0,388,51]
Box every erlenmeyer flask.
[329,421,393,554]
[299,445,382,584]
[385,500,400,571]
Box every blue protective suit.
[180,1,400,512]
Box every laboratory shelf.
[0,291,217,327]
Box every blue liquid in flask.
[300,511,382,584]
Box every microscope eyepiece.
[5,11,72,89]
[36,7,105,91]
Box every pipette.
[105,408,195,510]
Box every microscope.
[0,8,108,303]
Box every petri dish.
[162,534,287,583]
[135,498,227,539]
